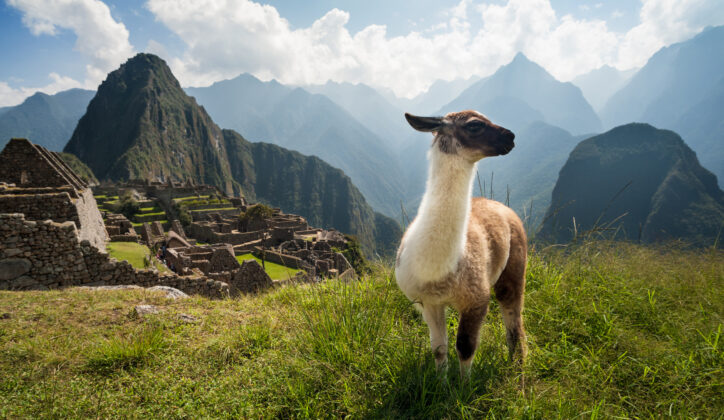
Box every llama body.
[395,110,527,377]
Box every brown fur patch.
[456,305,488,361]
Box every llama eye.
[465,122,484,132]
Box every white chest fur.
[395,149,476,297]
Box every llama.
[395,110,527,378]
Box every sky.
[0,0,723,106]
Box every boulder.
[148,285,189,300]
[0,258,32,280]
[230,260,273,295]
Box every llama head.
[405,110,515,162]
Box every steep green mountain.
[65,54,236,194]
[186,74,405,218]
[64,53,400,254]
[58,152,98,185]
[572,65,637,112]
[601,26,724,182]
[442,53,602,134]
[540,124,724,246]
[0,89,94,151]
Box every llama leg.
[422,303,448,373]
[494,270,527,363]
[456,305,487,379]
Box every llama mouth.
[499,142,515,155]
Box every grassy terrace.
[173,195,210,202]
[0,242,721,418]
[189,207,236,212]
[235,253,302,280]
[106,242,169,273]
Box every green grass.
[189,207,237,212]
[236,253,302,280]
[106,242,168,272]
[135,211,165,217]
[173,195,210,202]
[0,242,721,418]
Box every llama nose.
[503,129,515,142]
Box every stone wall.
[0,213,229,298]
[0,192,79,225]
[0,188,108,251]
[73,188,108,250]
[186,222,262,245]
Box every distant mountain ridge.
[63,53,400,254]
[0,89,94,151]
[398,53,601,219]
[302,81,410,152]
[442,53,602,135]
[186,74,405,218]
[540,123,724,246]
[572,65,637,112]
[601,25,724,183]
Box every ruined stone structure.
[0,147,361,298]
[0,138,108,250]
[276,238,354,278]
[0,139,229,298]
[104,213,138,242]
[0,213,229,297]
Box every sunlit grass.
[106,242,169,272]
[0,242,721,418]
[235,253,302,280]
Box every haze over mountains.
[1,25,722,247]
[602,25,724,183]
[186,75,405,218]
[443,53,602,134]
[399,52,605,220]
[573,65,637,112]
[0,89,94,151]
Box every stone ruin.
[0,138,108,250]
[104,213,138,242]
[184,208,356,280]
[0,139,361,298]
[0,139,228,297]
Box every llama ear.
[405,113,443,132]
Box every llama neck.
[406,150,476,281]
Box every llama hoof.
[459,359,473,380]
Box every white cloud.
[0,73,83,107]
[618,0,724,69]
[7,0,719,105]
[140,0,724,98]
[5,0,135,103]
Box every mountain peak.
[511,52,531,64]
[503,52,548,76]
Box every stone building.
[0,138,108,250]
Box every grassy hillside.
[0,242,721,418]
[58,152,99,185]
